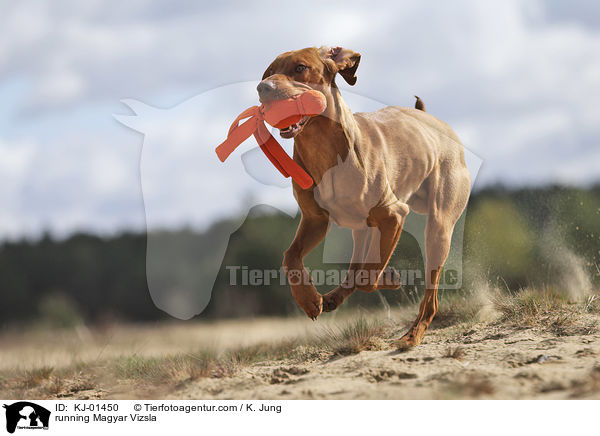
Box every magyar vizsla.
[257,46,471,346]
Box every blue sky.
[0,0,599,238]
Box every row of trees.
[0,185,598,327]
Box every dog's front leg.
[283,211,329,319]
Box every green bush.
[38,292,83,329]
[465,197,535,286]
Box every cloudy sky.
[1,0,599,239]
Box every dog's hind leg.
[323,227,371,312]
[323,222,405,312]
[398,216,450,346]
[354,203,407,293]
[324,202,408,310]
[398,167,470,346]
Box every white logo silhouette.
[116,82,481,319]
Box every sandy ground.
[0,317,314,372]
[1,308,599,400]
[168,318,600,400]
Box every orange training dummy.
[215,89,327,189]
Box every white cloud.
[0,138,35,235]
[33,68,85,105]
[0,0,599,237]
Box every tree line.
[0,185,598,327]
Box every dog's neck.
[293,84,360,184]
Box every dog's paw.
[299,293,323,320]
[394,335,417,351]
[322,290,345,312]
[395,324,426,348]
[288,272,323,320]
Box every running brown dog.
[257,46,471,346]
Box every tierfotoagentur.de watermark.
[226,266,460,288]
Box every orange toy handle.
[255,123,313,189]
[215,107,260,162]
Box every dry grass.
[494,287,599,336]
[1,336,331,398]
[494,288,570,323]
[1,317,393,398]
[433,288,497,328]
[44,377,65,396]
[443,346,465,360]
[224,340,301,365]
[1,285,599,399]
[1,365,99,399]
[22,366,54,388]
[584,294,600,313]
[114,354,211,382]
[321,317,389,356]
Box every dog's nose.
[257,80,277,97]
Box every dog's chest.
[312,157,388,229]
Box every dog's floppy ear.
[262,64,273,80]
[319,46,361,85]
[262,61,275,80]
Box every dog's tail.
[414,95,426,112]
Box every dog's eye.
[295,64,307,73]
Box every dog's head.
[258,46,361,138]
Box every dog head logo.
[3,402,50,433]
[115,82,299,320]
[115,82,482,319]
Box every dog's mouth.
[279,116,309,139]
